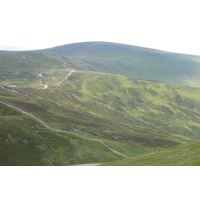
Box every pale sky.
[1,0,200,55]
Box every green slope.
[1,70,200,165]
[1,41,200,165]
[0,92,124,166]
[102,141,200,166]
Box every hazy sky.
[1,0,200,55]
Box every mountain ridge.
[1,41,200,87]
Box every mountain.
[2,42,200,87]
[49,42,200,87]
[1,42,200,165]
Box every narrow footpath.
[0,100,129,159]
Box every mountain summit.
[49,42,200,87]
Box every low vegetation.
[102,141,200,166]
[1,42,200,165]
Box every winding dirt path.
[0,100,52,129]
[72,163,100,166]
[57,69,121,85]
[58,70,76,85]
[42,84,48,89]
[0,100,129,159]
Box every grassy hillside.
[0,88,125,165]
[1,41,200,165]
[1,69,200,165]
[102,141,200,166]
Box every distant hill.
[1,41,200,87]
[49,42,200,87]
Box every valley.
[1,42,200,165]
